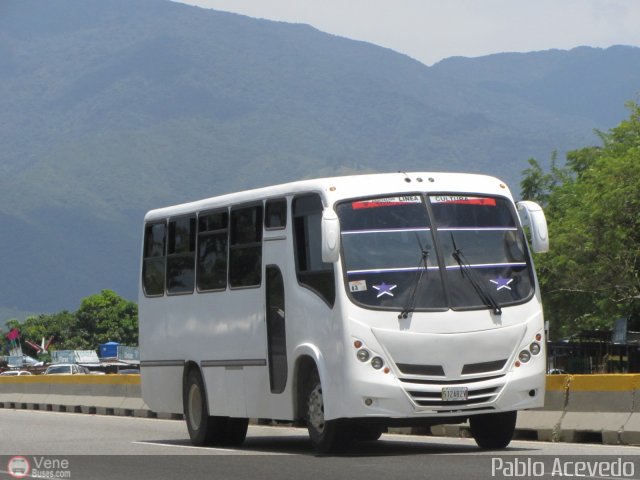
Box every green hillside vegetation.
[521,102,640,338]
[1,0,639,315]
[5,105,638,346]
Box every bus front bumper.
[331,370,545,421]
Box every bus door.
[265,265,288,393]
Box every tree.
[75,290,138,347]
[520,151,568,206]
[3,290,138,355]
[521,101,640,338]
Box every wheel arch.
[292,344,326,422]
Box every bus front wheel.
[305,370,353,453]
[469,411,517,450]
[354,424,384,442]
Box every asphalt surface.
[0,409,638,480]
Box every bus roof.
[143,171,513,221]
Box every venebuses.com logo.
[7,456,72,479]
[7,457,30,479]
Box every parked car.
[44,364,87,375]
[85,368,106,375]
[0,370,33,376]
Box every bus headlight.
[371,357,384,370]
[357,349,370,362]
[518,350,531,363]
[530,342,541,355]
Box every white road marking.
[132,440,292,455]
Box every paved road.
[0,410,638,480]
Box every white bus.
[138,172,549,453]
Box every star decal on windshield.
[490,276,513,291]
[373,282,397,298]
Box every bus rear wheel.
[305,370,353,453]
[470,411,517,450]
[183,369,248,446]
[223,417,249,446]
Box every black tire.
[223,417,249,446]
[183,369,231,446]
[470,411,517,450]
[305,370,353,453]
[354,425,383,442]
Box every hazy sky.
[177,0,640,65]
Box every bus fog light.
[530,342,541,355]
[364,398,373,406]
[371,357,384,370]
[357,349,370,362]
[518,350,531,363]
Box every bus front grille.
[406,386,500,407]
[387,355,509,409]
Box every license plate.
[441,386,468,402]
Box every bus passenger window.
[229,204,263,288]
[197,210,228,291]
[167,216,196,294]
[293,194,335,306]
[142,222,166,297]
[265,198,287,229]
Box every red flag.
[25,340,42,353]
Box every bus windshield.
[336,194,533,312]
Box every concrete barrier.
[622,378,640,445]
[118,381,150,417]
[0,375,158,418]
[1,374,640,445]
[559,375,636,444]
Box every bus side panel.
[139,292,184,414]
[140,366,183,414]
[161,293,266,364]
[243,365,293,419]
[203,367,248,417]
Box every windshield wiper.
[398,234,430,319]
[450,233,502,316]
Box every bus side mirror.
[516,201,549,253]
[321,209,341,263]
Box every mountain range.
[1,0,639,316]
